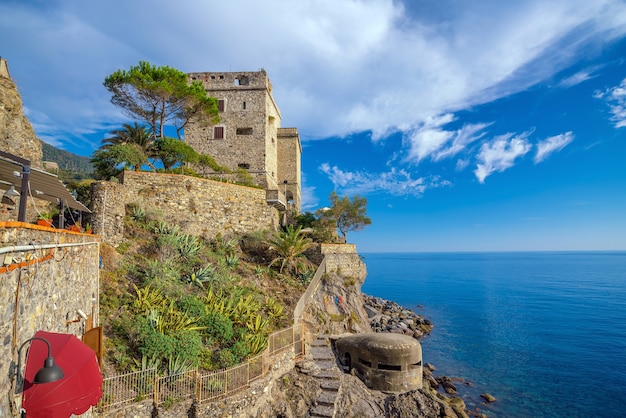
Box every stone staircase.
[308,336,342,418]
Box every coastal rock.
[363,294,433,341]
[480,393,496,403]
[425,363,436,372]
[437,376,458,394]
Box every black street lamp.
[14,337,64,393]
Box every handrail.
[293,257,327,325]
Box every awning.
[22,331,103,418]
[0,154,90,213]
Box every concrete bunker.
[333,333,423,392]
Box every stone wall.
[277,127,302,210]
[90,171,280,246]
[321,244,367,281]
[0,221,100,416]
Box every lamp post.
[13,337,64,394]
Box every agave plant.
[176,233,202,260]
[264,297,285,321]
[246,314,270,335]
[267,225,315,275]
[150,301,204,335]
[245,332,268,356]
[167,354,194,375]
[232,295,262,326]
[131,206,146,223]
[184,265,217,289]
[131,354,161,372]
[224,254,239,268]
[133,285,167,314]
[149,219,178,235]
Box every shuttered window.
[214,126,224,139]
[218,99,225,112]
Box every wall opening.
[235,75,249,86]
[236,127,253,135]
[378,364,402,371]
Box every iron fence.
[98,324,302,411]
[99,367,157,410]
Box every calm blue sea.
[360,251,626,418]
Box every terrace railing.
[98,324,303,412]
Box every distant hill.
[40,140,94,181]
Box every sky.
[1,0,625,252]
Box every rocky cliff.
[0,62,43,166]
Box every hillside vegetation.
[40,140,93,177]
[99,203,317,375]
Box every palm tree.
[267,225,315,275]
[102,123,155,170]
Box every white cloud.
[299,172,319,211]
[595,78,626,128]
[557,67,601,88]
[319,163,450,197]
[534,132,574,163]
[474,132,532,183]
[405,116,490,164]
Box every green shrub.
[176,295,205,318]
[217,348,236,368]
[229,340,250,363]
[137,325,175,360]
[171,330,203,367]
[201,312,234,342]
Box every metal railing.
[98,324,303,411]
[100,367,158,409]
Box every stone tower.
[186,70,301,212]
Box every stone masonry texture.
[90,171,280,246]
[0,222,100,416]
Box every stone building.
[185,70,301,213]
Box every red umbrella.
[22,331,102,418]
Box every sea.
[360,251,626,418]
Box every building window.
[213,126,224,139]
[236,127,253,135]
[238,163,250,170]
[235,75,249,86]
[218,99,225,112]
[243,101,246,110]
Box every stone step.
[311,338,329,347]
[314,370,340,379]
[317,391,338,406]
[310,405,335,417]
[320,380,341,391]
[314,360,338,370]
[310,347,335,360]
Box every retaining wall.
[90,171,280,246]
[0,221,100,416]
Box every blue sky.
[1,0,625,251]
